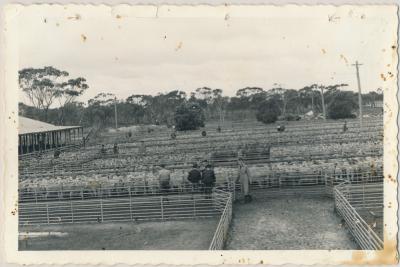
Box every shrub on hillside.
[327,91,358,119]
[256,99,281,124]
[174,102,205,131]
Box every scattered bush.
[327,92,358,120]
[256,99,281,124]
[174,102,205,131]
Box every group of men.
[97,142,253,202]
[99,143,120,156]
[157,162,216,197]
[158,159,253,203]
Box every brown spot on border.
[175,41,183,51]
[340,54,348,64]
[67,14,81,20]
[343,232,398,264]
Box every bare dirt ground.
[226,196,358,250]
[19,218,218,250]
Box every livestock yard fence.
[232,171,385,250]
[18,183,236,203]
[18,170,380,203]
[209,189,233,250]
[19,187,234,250]
[334,181,384,250]
[19,189,232,225]
[234,171,383,199]
[19,172,383,250]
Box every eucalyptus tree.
[57,77,89,124]
[19,66,68,120]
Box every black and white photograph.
[1,3,398,265]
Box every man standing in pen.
[237,158,253,203]
[187,163,202,191]
[201,164,216,199]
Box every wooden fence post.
[129,194,133,221]
[233,180,237,201]
[34,188,38,203]
[100,198,104,222]
[193,198,196,218]
[46,203,50,224]
[324,174,328,195]
[161,196,164,221]
[278,175,282,192]
[70,201,74,223]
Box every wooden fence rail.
[209,190,233,250]
[19,151,382,180]
[18,124,382,169]
[334,183,384,250]
[19,172,383,203]
[18,173,384,250]
[19,192,231,226]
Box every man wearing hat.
[202,164,216,198]
[237,158,253,203]
[187,163,202,190]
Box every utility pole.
[114,96,118,130]
[352,61,363,128]
[319,85,326,120]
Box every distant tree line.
[19,66,383,130]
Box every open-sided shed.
[18,116,84,155]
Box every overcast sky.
[17,5,397,104]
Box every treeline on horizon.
[19,66,383,128]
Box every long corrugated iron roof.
[19,116,81,135]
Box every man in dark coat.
[187,163,202,190]
[343,120,348,133]
[202,164,216,198]
[100,144,107,156]
[113,143,119,154]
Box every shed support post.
[18,136,22,154]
